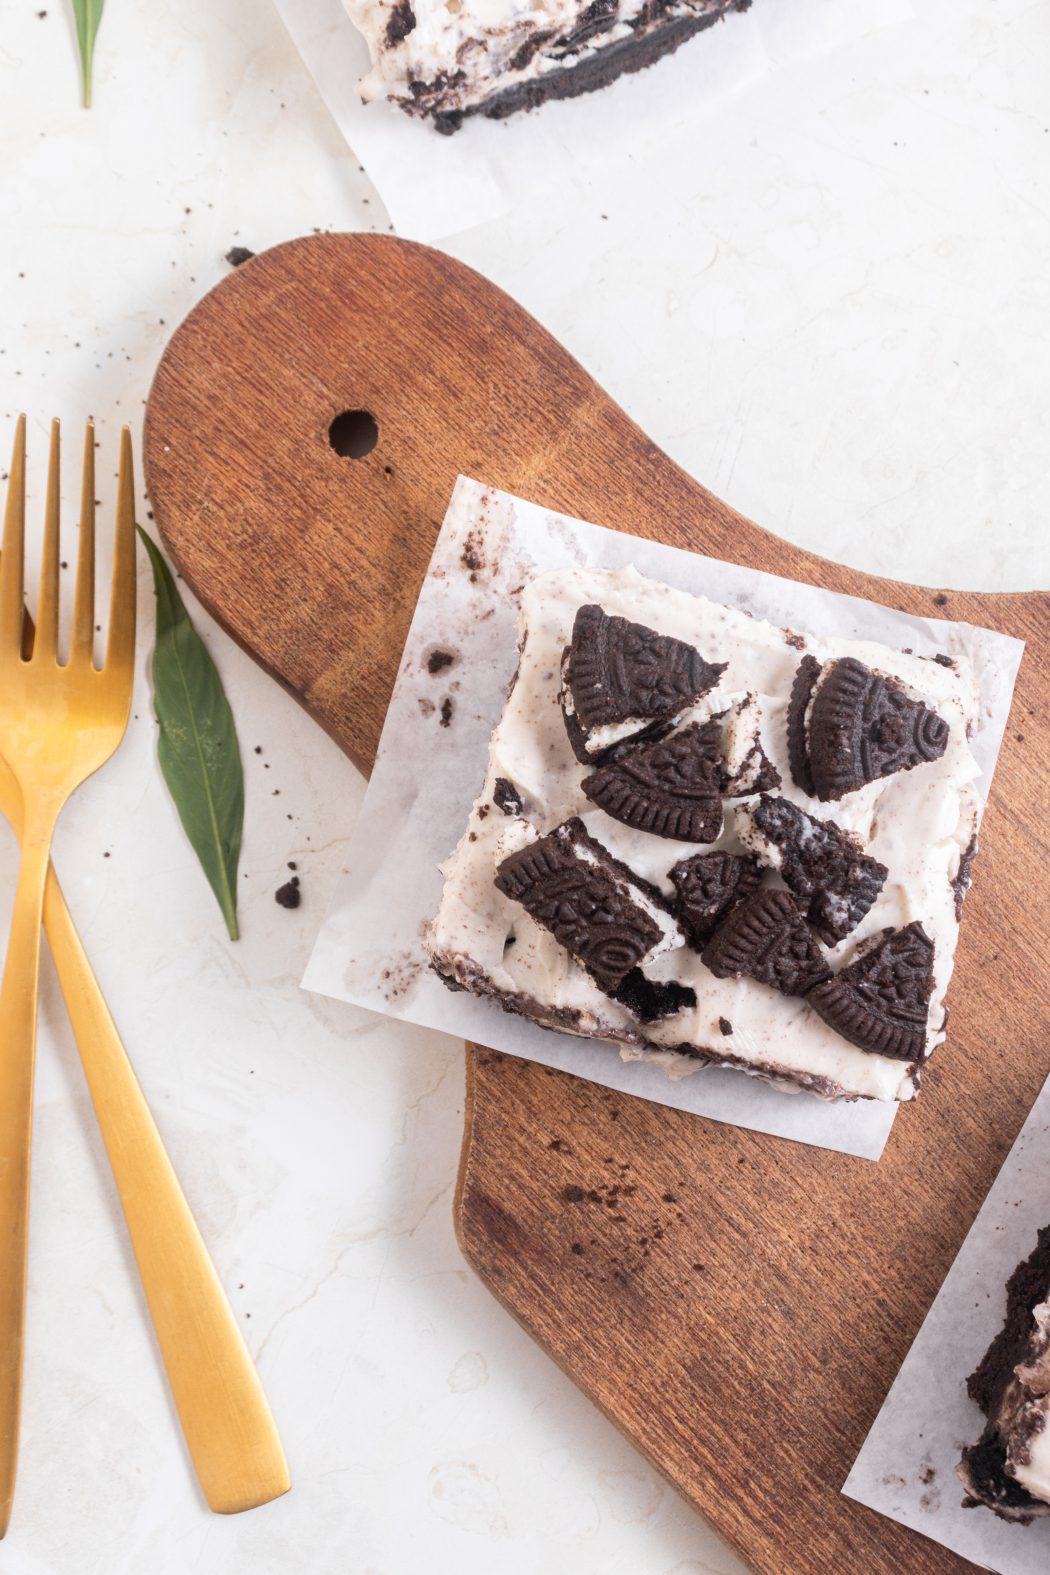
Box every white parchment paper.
[302,477,1023,1161]
[272,0,913,241]
[845,1075,1050,1572]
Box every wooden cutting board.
[142,233,1049,1575]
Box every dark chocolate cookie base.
[427,951,860,1102]
[429,0,751,136]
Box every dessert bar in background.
[959,1228,1050,1523]
[426,564,983,1101]
[344,0,751,132]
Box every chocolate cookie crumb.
[275,877,301,909]
[493,777,525,816]
[933,592,949,607]
[439,697,454,727]
[610,969,696,1023]
[427,648,455,675]
[385,0,416,43]
[225,246,256,268]
[718,1016,733,1035]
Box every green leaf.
[72,0,105,108]
[139,528,244,941]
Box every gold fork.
[0,418,290,1534]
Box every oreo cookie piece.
[492,776,525,817]
[723,744,781,798]
[716,695,782,797]
[581,721,723,842]
[738,794,888,944]
[669,850,762,948]
[610,969,697,1024]
[808,921,934,1061]
[786,655,821,796]
[562,604,726,760]
[804,657,950,800]
[494,817,681,992]
[701,888,832,996]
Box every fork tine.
[70,422,95,663]
[0,417,27,655]
[103,428,136,671]
[35,420,61,662]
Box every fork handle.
[0,836,51,1539]
[42,866,291,1513]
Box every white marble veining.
[0,0,1047,1569]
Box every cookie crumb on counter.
[275,876,301,909]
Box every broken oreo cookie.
[581,721,724,842]
[669,850,762,948]
[808,921,934,1061]
[738,794,888,945]
[611,969,697,1024]
[712,695,782,798]
[494,817,680,992]
[786,655,820,797]
[701,888,832,997]
[789,656,950,800]
[562,604,725,760]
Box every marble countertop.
[1,0,1047,1570]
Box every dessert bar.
[345,0,751,132]
[426,563,982,1101]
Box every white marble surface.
[0,0,1047,1570]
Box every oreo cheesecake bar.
[344,0,750,133]
[959,1229,1050,1522]
[426,565,982,1101]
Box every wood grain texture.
[143,233,1049,1575]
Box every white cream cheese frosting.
[425,562,982,1102]
[343,0,739,121]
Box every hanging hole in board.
[329,410,378,460]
